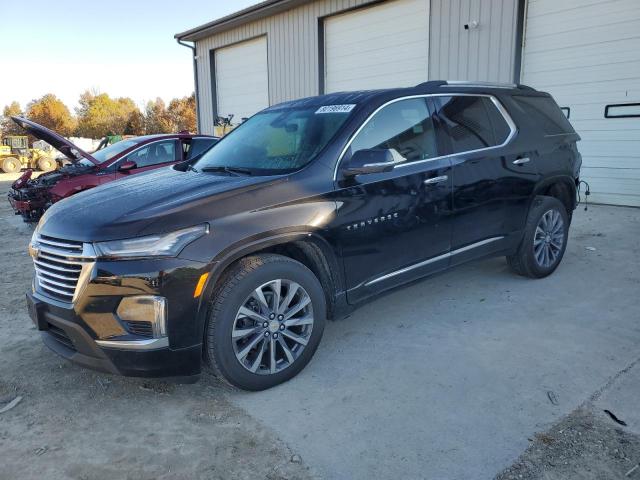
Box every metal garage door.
[522,0,640,206]
[428,0,519,83]
[214,36,269,122]
[324,0,430,93]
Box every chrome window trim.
[364,236,504,286]
[333,93,517,181]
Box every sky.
[0,0,260,113]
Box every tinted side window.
[433,96,510,153]
[512,95,575,135]
[185,138,217,160]
[127,140,177,168]
[483,98,511,144]
[348,98,437,164]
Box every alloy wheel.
[232,279,314,375]
[533,209,565,268]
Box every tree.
[26,94,76,136]
[144,98,172,134]
[124,110,145,135]
[76,91,142,138]
[1,102,24,137]
[166,94,197,133]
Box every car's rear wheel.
[37,157,57,172]
[507,195,569,278]
[2,157,20,173]
[204,254,326,391]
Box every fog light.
[117,296,167,338]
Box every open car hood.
[11,116,100,165]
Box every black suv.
[26,81,581,390]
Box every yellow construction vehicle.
[0,135,57,173]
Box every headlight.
[94,224,209,258]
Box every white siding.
[192,0,517,135]
[324,0,430,92]
[194,0,382,135]
[522,0,640,206]
[429,0,519,83]
[214,37,269,120]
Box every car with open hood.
[7,116,218,221]
[24,81,582,390]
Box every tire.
[37,157,57,172]
[1,157,20,173]
[507,195,570,278]
[204,254,326,391]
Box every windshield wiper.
[200,166,253,176]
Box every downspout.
[177,38,201,134]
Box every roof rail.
[444,80,518,89]
[414,80,448,89]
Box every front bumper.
[7,189,47,219]
[27,255,211,379]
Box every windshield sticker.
[315,104,356,114]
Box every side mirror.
[343,149,401,177]
[118,160,137,173]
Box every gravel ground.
[497,408,640,480]
[0,174,314,480]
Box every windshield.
[75,139,139,167]
[194,106,353,174]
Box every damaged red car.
[7,116,218,221]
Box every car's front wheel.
[507,195,570,278]
[204,254,326,390]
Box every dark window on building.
[433,96,510,154]
[512,95,575,135]
[349,98,437,164]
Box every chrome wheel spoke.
[278,337,295,363]
[269,337,277,374]
[282,329,309,346]
[232,325,262,339]
[236,333,264,361]
[249,339,267,373]
[284,315,314,328]
[270,279,282,312]
[232,279,314,376]
[238,306,268,323]
[533,209,565,268]
[252,288,270,312]
[278,282,299,313]
[283,294,311,320]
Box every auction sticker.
[315,104,356,114]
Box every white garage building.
[176,0,640,206]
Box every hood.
[38,167,284,241]
[11,116,100,165]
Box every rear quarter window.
[512,95,575,135]
[432,96,512,154]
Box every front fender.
[190,229,343,350]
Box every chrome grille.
[31,234,95,303]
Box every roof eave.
[175,0,310,42]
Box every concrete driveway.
[231,203,640,479]
[1,172,639,479]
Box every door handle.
[423,175,448,185]
[513,157,530,165]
